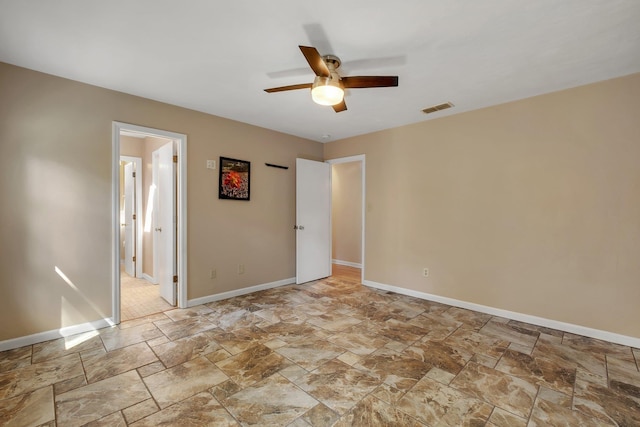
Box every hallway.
[121,271,173,321]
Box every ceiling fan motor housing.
[323,55,341,70]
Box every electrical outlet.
[209,269,216,279]
[423,268,429,278]
[238,264,245,275]
[206,159,216,169]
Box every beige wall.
[332,162,362,265]
[2,59,638,343]
[325,73,640,339]
[120,135,144,158]
[0,62,322,341]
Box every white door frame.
[111,122,188,324]
[326,155,366,284]
[151,150,160,284]
[120,156,143,278]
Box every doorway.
[294,156,365,285]
[327,155,365,284]
[119,156,143,278]
[112,122,188,324]
[119,142,173,320]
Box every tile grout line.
[605,354,610,388]
[206,386,244,427]
[133,366,163,424]
[145,338,169,372]
[52,381,60,427]
[526,379,544,425]
[273,371,322,425]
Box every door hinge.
[132,213,136,220]
[173,155,178,163]
[132,256,136,262]
[173,275,178,283]
[132,171,136,178]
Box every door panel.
[156,142,177,306]
[296,158,331,284]
[123,162,136,277]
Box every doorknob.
[155,227,162,232]
[294,225,305,230]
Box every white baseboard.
[142,273,157,284]
[332,259,363,268]
[6,279,634,351]
[187,277,296,307]
[364,280,640,349]
[0,318,116,352]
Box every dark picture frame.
[219,157,250,201]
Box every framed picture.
[219,157,250,201]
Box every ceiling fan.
[264,46,399,112]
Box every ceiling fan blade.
[299,45,330,77]
[341,76,399,88]
[264,83,312,93]
[332,100,347,113]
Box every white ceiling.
[1,1,639,142]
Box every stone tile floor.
[1,265,639,426]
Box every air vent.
[422,102,454,115]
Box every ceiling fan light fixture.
[311,76,344,106]
[264,45,398,112]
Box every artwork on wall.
[219,157,250,200]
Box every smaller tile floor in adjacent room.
[120,270,174,321]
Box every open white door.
[123,162,136,277]
[156,142,177,306]
[296,158,332,284]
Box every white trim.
[112,123,121,324]
[176,130,188,309]
[326,154,366,284]
[326,155,365,165]
[120,130,146,139]
[187,278,295,307]
[363,280,640,348]
[332,259,363,268]
[120,155,144,278]
[0,318,114,352]
[152,151,159,288]
[142,273,157,284]
[112,122,188,327]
